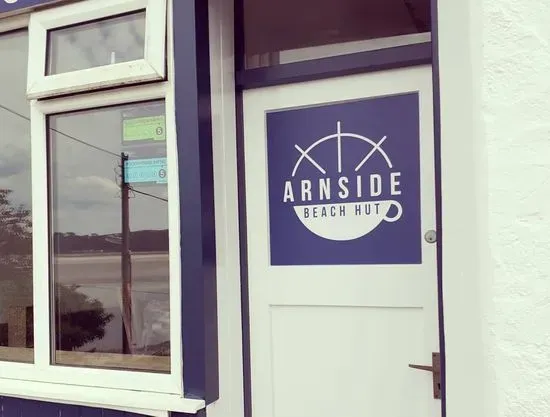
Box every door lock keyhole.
[424,230,437,244]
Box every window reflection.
[48,101,170,373]
[47,11,146,75]
[244,0,431,68]
[0,30,34,363]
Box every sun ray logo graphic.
[281,121,403,241]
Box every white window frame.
[0,3,205,415]
[27,0,167,99]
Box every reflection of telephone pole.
[120,153,132,354]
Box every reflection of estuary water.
[54,252,170,354]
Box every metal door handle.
[408,352,441,399]
[408,364,434,372]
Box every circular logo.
[282,121,403,241]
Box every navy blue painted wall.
[173,0,219,404]
[0,397,202,417]
[0,0,58,14]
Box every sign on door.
[267,93,422,265]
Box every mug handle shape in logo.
[383,200,403,223]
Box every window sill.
[0,347,33,363]
[0,375,205,416]
[56,350,170,373]
[0,347,171,373]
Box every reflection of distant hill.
[53,230,169,254]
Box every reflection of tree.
[55,284,113,350]
[0,189,113,350]
[0,190,31,255]
[0,189,33,346]
[53,229,169,254]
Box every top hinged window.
[27,0,167,99]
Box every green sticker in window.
[123,115,166,142]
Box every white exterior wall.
[440,0,550,416]
[483,1,550,416]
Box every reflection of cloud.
[53,176,169,235]
[74,175,119,194]
[0,140,32,209]
[0,32,29,119]
[56,206,119,235]
[59,175,119,208]
[0,145,30,178]
[0,174,31,209]
[0,32,171,238]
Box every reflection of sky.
[0,31,168,236]
[0,31,169,357]
[51,104,169,235]
[48,11,146,75]
[0,31,31,210]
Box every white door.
[243,65,440,417]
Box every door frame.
[432,1,488,417]
[234,3,448,417]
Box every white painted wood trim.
[27,0,166,99]
[0,378,204,414]
[29,101,49,372]
[165,0,184,384]
[25,82,183,396]
[28,61,163,99]
[30,0,148,30]
[145,0,167,75]
[33,81,169,113]
[205,0,246,416]
[436,0,489,416]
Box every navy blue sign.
[267,93,422,265]
[0,0,61,13]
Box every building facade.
[0,0,545,417]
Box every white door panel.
[243,65,440,417]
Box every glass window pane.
[0,30,34,363]
[244,0,430,68]
[47,11,146,75]
[48,101,170,373]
